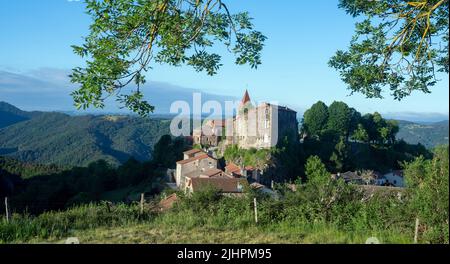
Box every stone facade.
[193,90,299,150]
[231,103,298,149]
[193,120,224,147]
[175,151,218,188]
[229,91,299,149]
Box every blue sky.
[0,0,448,120]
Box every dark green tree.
[327,101,351,139]
[349,107,362,135]
[303,101,329,138]
[330,136,349,172]
[70,0,266,116]
[329,0,449,100]
[361,113,378,143]
[152,135,186,168]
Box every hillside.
[0,101,43,129]
[1,102,447,167]
[0,103,171,167]
[396,120,449,149]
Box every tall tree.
[361,113,378,143]
[327,101,352,139]
[349,107,362,135]
[71,0,266,116]
[329,0,449,100]
[303,101,329,138]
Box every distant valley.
[0,102,171,167]
[396,120,449,149]
[0,101,448,167]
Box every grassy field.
[2,203,413,244]
[67,223,413,244]
[20,222,413,244]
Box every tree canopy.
[303,101,329,138]
[71,0,266,116]
[330,0,449,100]
[302,101,400,145]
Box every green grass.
[64,223,411,244]
[0,201,413,244]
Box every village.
[166,91,406,198]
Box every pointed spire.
[241,89,251,105]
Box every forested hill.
[0,102,447,167]
[396,120,449,149]
[0,102,43,129]
[0,102,171,167]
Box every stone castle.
[193,90,299,149]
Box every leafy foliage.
[71,0,266,115]
[330,0,449,99]
[404,145,449,243]
[301,101,431,173]
[327,101,352,138]
[1,148,448,244]
[302,101,329,138]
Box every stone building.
[193,90,299,149]
[229,90,299,149]
[175,149,250,194]
[193,120,224,147]
[175,150,218,188]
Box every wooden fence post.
[253,198,258,224]
[140,193,145,215]
[5,197,10,223]
[414,217,420,244]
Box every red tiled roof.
[225,162,241,174]
[176,154,213,165]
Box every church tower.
[241,90,251,105]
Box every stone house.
[183,149,205,160]
[225,162,261,182]
[175,150,218,188]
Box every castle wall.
[233,104,298,149]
